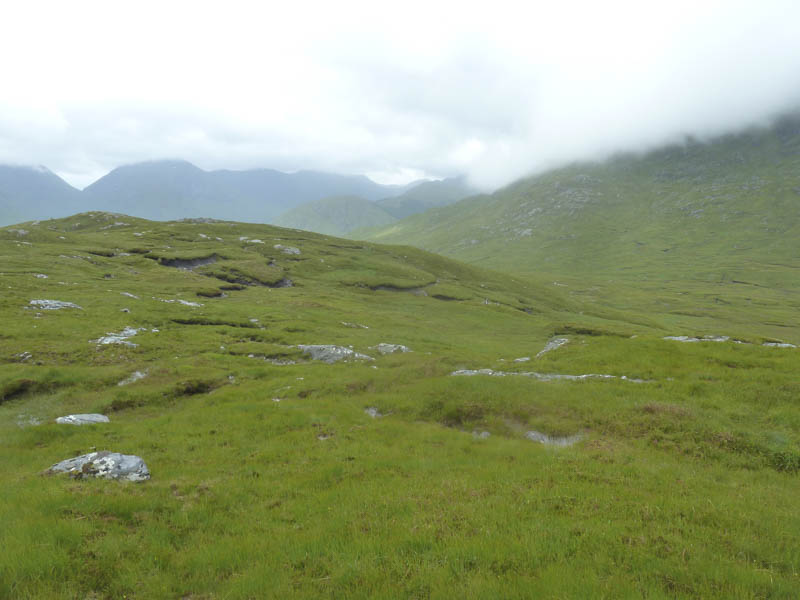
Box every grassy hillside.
[363,114,800,341]
[272,195,398,236]
[1,212,799,598]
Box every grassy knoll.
[1,212,799,598]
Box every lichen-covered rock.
[55,414,110,425]
[373,343,411,355]
[298,345,373,363]
[47,451,150,481]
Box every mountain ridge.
[0,160,420,226]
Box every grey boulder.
[47,451,150,481]
[55,414,110,425]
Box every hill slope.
[272,195,398,236]
[0,165,83,225]
[2,212,800,597]
[363,114,800,337]
[375,176,477,219]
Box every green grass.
[1,212,799,598]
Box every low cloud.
[1,1,799,190]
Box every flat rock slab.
[92,326,145,347]
[298,345,374,363]
[373,343,411,355]
[55,414,110,425]
[48,451,150,481]
[664,335,729,343]
[451,368,646,383]
[29,299,82,310]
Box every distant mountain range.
[271,177,478,236]
[0,160,428,226]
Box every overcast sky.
[2,0,800,190]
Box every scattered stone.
[513,357,531,363]
[372,343,411,355]
[121,308,130,313]
[365,407,383,418]
[298,345,374,363]
[341,322,369,329]
[33,273,48,279]
[92,327,145,347]
[118,370,147,386]
[317,434,333,441]
[47,451,150,482]
[9,229,28,236]
[274,244,301,255]
[526,431,583,447]
[763,342,797,348]
[451,369,646,383]
[55,414,110,425]
[536,337,569,358]
[272,398,282,402]
[247,239,265,244]
[473,430,491,439]
[29,299,82,310]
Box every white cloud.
[1,0,799,190]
